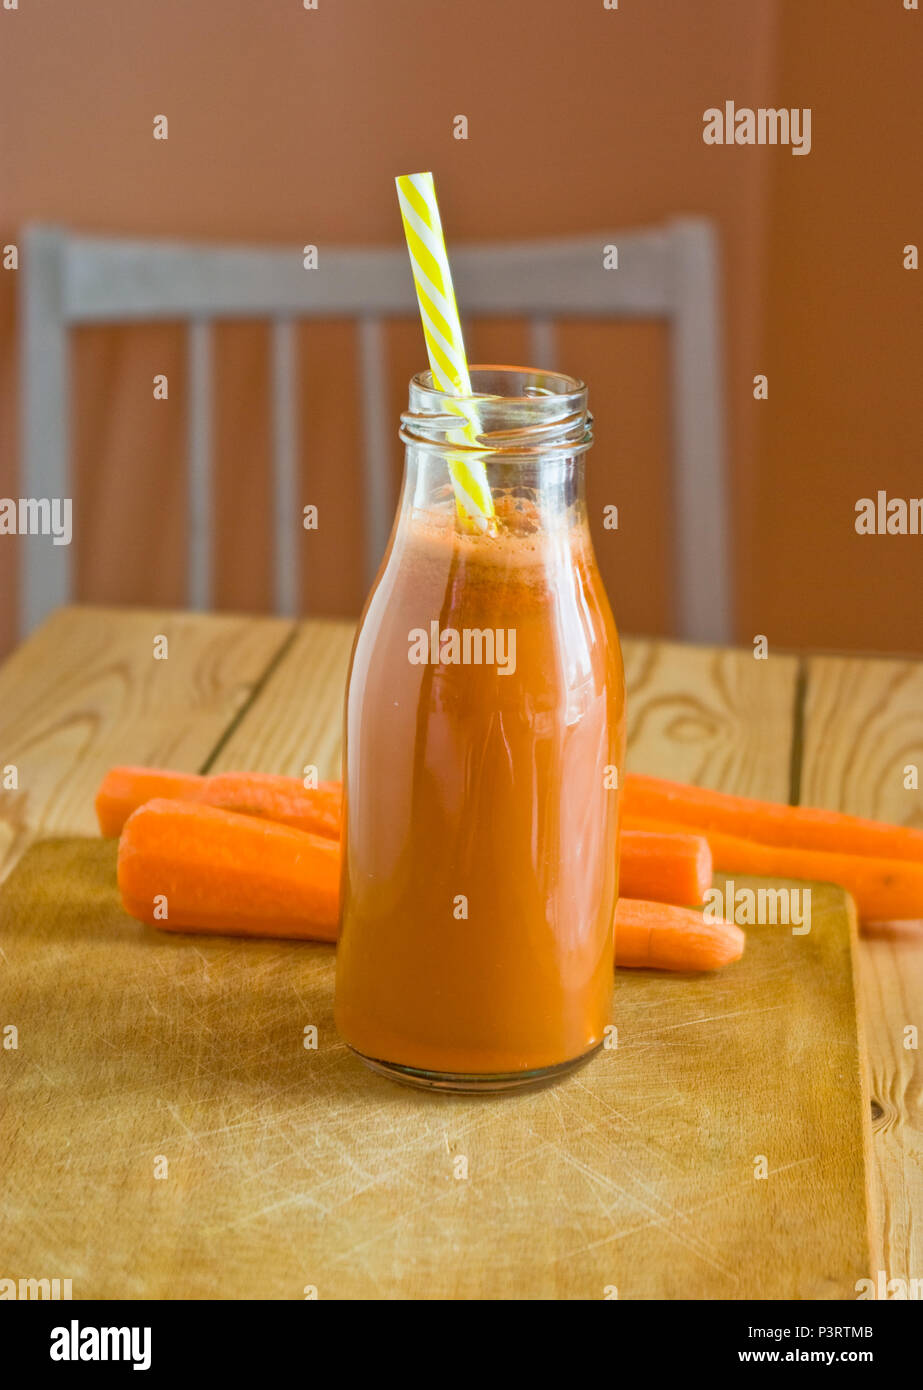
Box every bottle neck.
[398,365,594,539]
[398,448,589,541]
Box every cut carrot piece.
[622,772,923,864]
[615,898,745,972]
[96,767,206,838]
[97,766,342,841]
[623,813,923,922]
[117,799,340,941]
[620,829,711,905]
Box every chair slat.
[20,228,71,635]
[186,321,213,611]
[528,318,557,372]
[358,318,394,586]
[668,220,732,643]
[271,320,299,616]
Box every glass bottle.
[334,366,626,1092]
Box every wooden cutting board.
[0,837,874,1300]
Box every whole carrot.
[622,773,923,864]
[625,813,923,922]
[117,798,739,971]
[98,766,342,841]
[118,799,340,941]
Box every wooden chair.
[18,220,730,640]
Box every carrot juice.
[334,367,625,1090]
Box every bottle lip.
[411,363,587,406]
[403,364,593,457]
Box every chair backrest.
[19,220,730,641]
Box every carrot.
[622,772,923,864]
[620,829,712,905]
[96,766,205,838]
[104,763,923,919]
[97,766,342,841]
[615,898,745,972]
[103,765,923,871]
[195,771,342,840]
[117,799,340,941]
[117,798,739,971]
[624,813,923,922]
[98,769,704,904]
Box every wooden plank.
[205,618,354,780]
[0,605,292,880]
[216,628,801,797]
[800,654,923,1282]
[623,637,799,800]
[211,630,801,820]
[0,839,869,1299]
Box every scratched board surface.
[0,838,872,1299]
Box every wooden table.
[1,606,920,1295]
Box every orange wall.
[754,0,923,653]
[0,0,918,656]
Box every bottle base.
[347,1042,603,1094]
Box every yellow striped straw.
[395,171,495,531]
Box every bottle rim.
[401,364,593,458]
